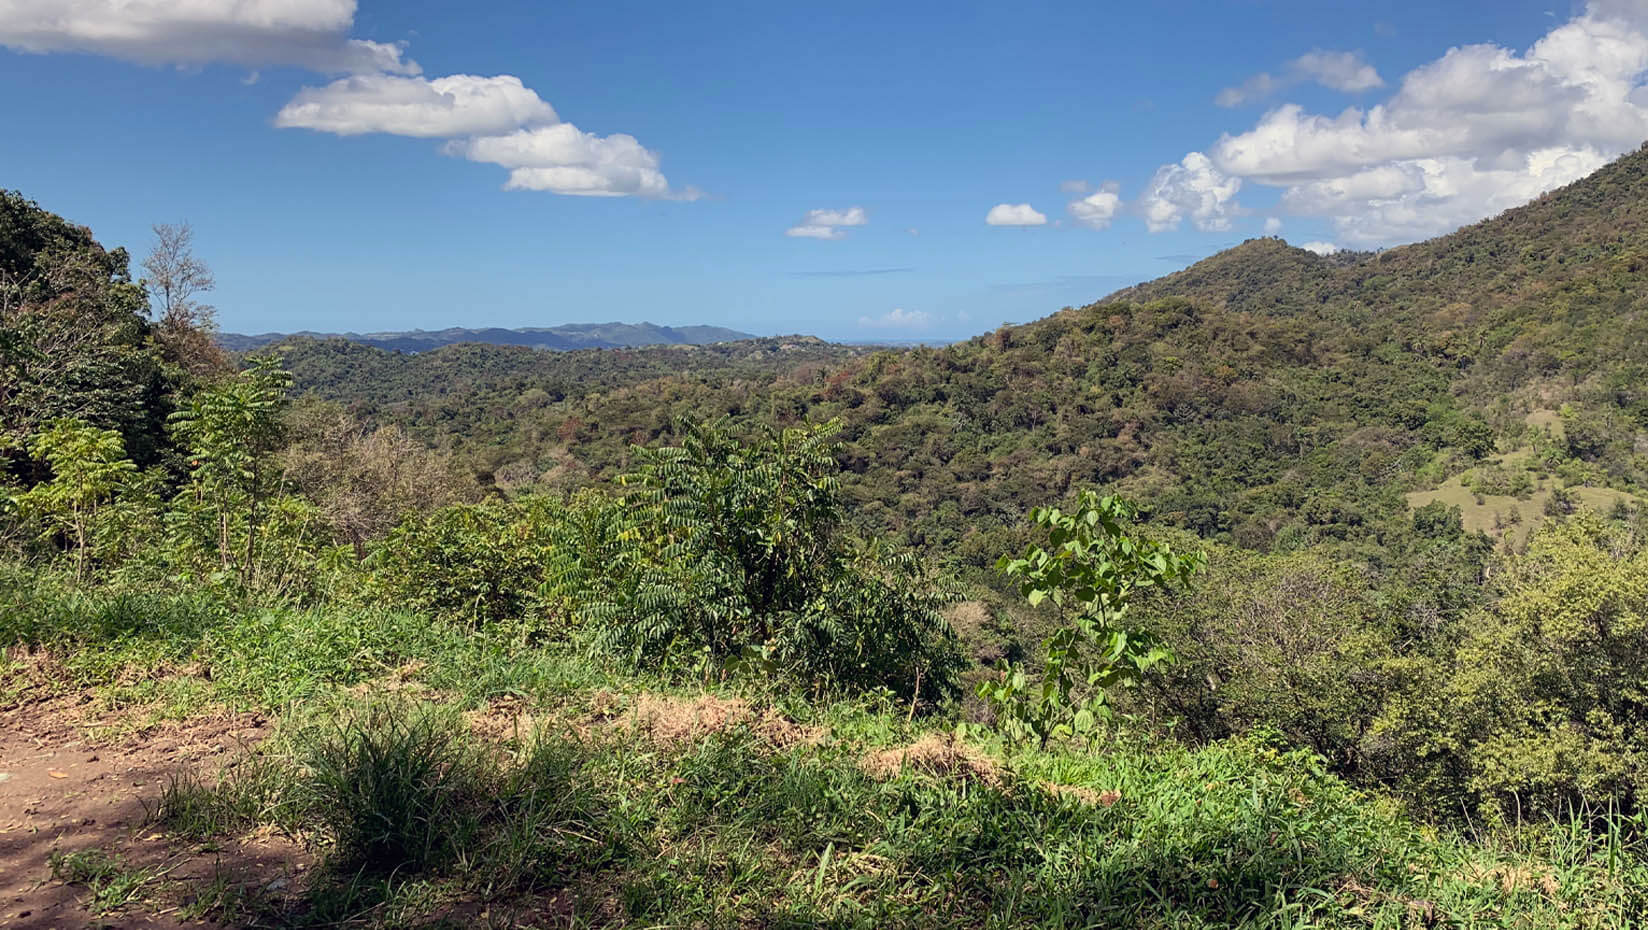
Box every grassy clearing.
[8,569,1648,928]
[1405,450,1639,547]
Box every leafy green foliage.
[364,497,566,626]
[167,355,293,584]
[982,492,1204,747]
[570,418,965,700]
[1377,513,1648,816]
[1,190,170,472]
[10,419,146,578]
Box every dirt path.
[0,682,305,929]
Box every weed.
[48,848,160,916]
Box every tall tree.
[142,222,230,379]
[0,190,168,476]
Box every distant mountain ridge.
[219,322,755,353]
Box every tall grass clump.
[294,701,483,872]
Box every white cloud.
[1059,179,1090,193]
[1216,72,1283,108]
[271,70,687,199]
[275,74,556,137]
[1217,50,1382,107]
[1067,182,1122,229]
[1264,216,1284,234]
[786,206,867,239]
[787,225,846,240]
[446,124,679,197]
[0,1,690,199]
[1179,3,1648,245]
[859,307,931,329]
[1293,50,1385,92]
[0,0,417,73]
[1299,240,1341,255]
[1139,152,1242,232]
[985,203,1047,226]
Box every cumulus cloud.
[1067,181,1122,229]
[1264,216,1284,234]
[0,1,690,199]
[275,74,556,137]
[277,75,687,198]
[786,207,868,239]
[1059,179,1090,193]
[0,0,417,73]
[858,307,931,329]
[985,203,1047,226]
[1169,3,1648,245]
[1217,49,1382,107]
[1299,240,1341,255]
[1139,152,1242,232]
[446,125,678,197]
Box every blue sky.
[1,0,1639,341]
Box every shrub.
[364,498,563,626]
[1140,546,1390,770]
[981,491,1204,747]
[572,417,966,701]
[1375,513,1648,816]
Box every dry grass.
[624,693,821,749]
[859,733,1001,786]
[463,695,535,745]
[1459,862,1562,897]
[1038,781,1122,806]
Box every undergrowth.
[10,566,1648,928]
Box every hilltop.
[220,321,755,353]
[1109,140,1648,323]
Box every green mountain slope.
[280,146,1648,562]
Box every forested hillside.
[220,321,756,353]
[7,158,1648,928]
[282,145,1648,566]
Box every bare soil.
[0,671,307,929]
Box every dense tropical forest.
[5,148,1648,928]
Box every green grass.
[147,702,1648,928]
[9,564,1648,928]
[48,848,166,916]
[1405,448,1640,547]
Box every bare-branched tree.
[143,222,230,378]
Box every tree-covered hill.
[276,145,1648,565]
[220,321,755,353]
[271,335,874,477]
[1110,140,1648,322]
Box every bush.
[364,498,564,626]
[1142,547,1390,770]
[1375,513,1648,817]
[572,418,966,702]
